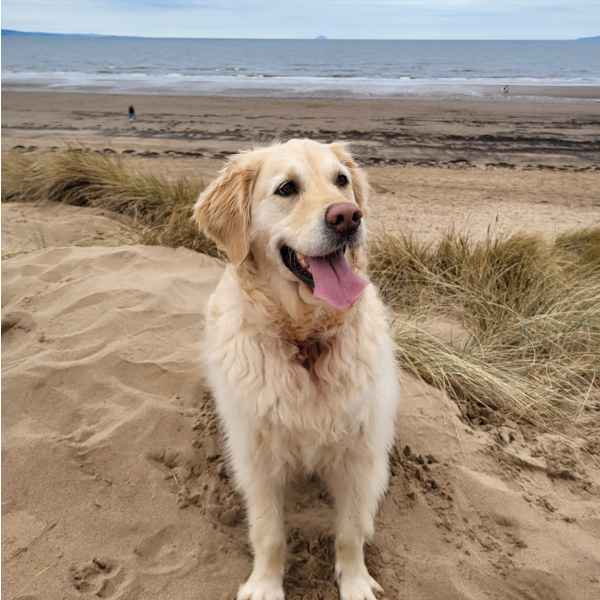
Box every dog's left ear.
[330,142,369,213]
[193,153,258,265]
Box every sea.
[2,33,600,98]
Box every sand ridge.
[2,206,600,599]
[1,203,138,259]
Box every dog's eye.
[336,173,349,187]
[275,180,298,197]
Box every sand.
[1,203,138,259]
[3,90,600,240]
[2,203,600,600]
[2,90,600,599]
[3,91,600,172]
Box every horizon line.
[3,28,597,42]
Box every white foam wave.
[2,69,600,98]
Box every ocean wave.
[3,69,600,98]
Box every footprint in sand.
[69,557,127,598]
[133,525,200,577]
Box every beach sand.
[2,91,600,599]
[3,90,600,238]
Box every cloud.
[2,0,599,38]
[100,0,235,8]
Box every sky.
[2,0,599,39]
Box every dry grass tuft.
[372,230,600,434]
[3,149,599,437]
[555,227,600,272]
[2,149,220,256]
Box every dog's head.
[194,139,369,311]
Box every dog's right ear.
[193,154,257,266]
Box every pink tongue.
[306,252,368,310]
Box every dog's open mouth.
[280,244,317,288]
[280,245,367,310]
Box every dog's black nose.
[325,202,362,236]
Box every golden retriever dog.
[194,139,399,600]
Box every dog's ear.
[193,154,257,265]
[330,142,369,213]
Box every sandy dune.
[1,203,137,259]
[2,205,600,600]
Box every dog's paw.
[237,575,285,600]
[337,570,383,600]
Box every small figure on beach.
[128,105,136,122]
[502,85,510,95]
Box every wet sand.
[3,90,600,239]
[3,90,600,170]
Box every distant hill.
[576,35,600,42]
[2,29,104,37]
[2,29,27,35]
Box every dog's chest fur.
[267,334,377,469]
[203,271,389,470]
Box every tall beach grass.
[2,149,219,255]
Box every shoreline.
[3,81,600,101]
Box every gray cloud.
[2,0,599,38]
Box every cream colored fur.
[195,139,400,600]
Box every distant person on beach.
[128,105,136,121]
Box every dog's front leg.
[325,453,388,600]
[237,466,286,600]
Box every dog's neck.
[289,337,324,370]
[235,259,360,356]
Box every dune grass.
[3,149,599,437]
[371,231,600,433]
[1,149,219,255]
